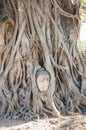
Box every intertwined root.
[0,0,86,120]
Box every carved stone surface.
[36,68,50,92]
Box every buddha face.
[36,70,50,92]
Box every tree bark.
[0,0,85,120]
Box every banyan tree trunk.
[0,0,86,120]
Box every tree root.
[0,0,85,120]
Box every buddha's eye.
[46,78,49,81]
[39,79,43,82]
[43,78,45,81]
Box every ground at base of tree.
[0,114,86,130]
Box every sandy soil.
[0,114,86,130]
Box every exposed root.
[0,0,85,120]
